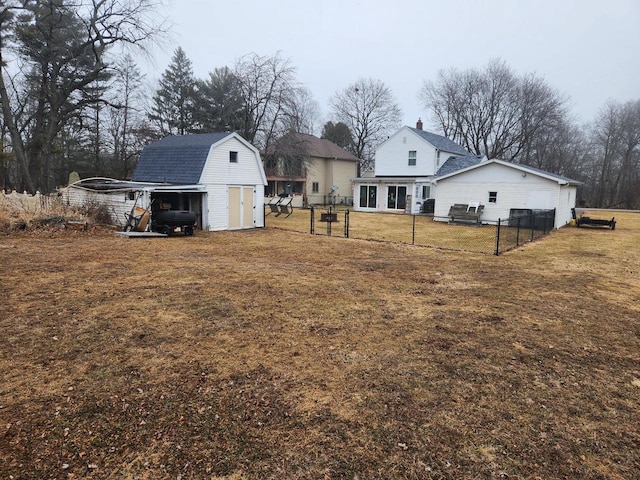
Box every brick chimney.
[416,118,423,130]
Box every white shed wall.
[206,185,228,231]
[433,163,577,228]
[199,136,267,230]
[199,137,264,186]
[62,187,146,227]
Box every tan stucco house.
[264,132,359,207]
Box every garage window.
[489,191,497,203]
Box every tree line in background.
[419,60,640,209]
[0,2,638,208]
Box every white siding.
[254,184,265,227]
[199,136,267,230]
[199,137,264,186]
[353,179,423,214]
[62,187,147,227]
[433,163,577,228]
[374,127,468,178]
[204,183,265,231]
[206,185,228,231]
[375,128,438,177]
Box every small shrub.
[79,199,114,225]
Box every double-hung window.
[408,150,417,166]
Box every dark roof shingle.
[436,155,484,176]
[269,132,359,161]
[132,133,232,184]
[409,128,470,155]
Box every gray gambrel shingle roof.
[409,128,470,155]
[132,133,232,184]
[436,155,485,177]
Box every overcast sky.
[146,0,640,133]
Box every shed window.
[229,151,238,163]
[408,150,417,166]
[489,191,497,203]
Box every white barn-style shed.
[130,132,267,231]
[62,133,267,231]
[433,159,581,229]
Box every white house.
[61,132,267,231]
[352,120,480,214]
[433,159,581,229]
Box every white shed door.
[228,186,255,229]
[228,187,241,229]
[242,187,254,228]
[526,190,552,209]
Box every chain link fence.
[266,206,556,255]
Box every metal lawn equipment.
[572,208,616,230]
[123,193,151,232]
[151,210,197,236]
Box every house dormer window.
[229,151,238,163]
[408,150,417,166]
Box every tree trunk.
[0,69,36,193]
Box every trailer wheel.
[184,226,194,236]
[161,225,171,235]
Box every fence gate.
[310,207,349,238]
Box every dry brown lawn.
[1,208,639,479]
[267,207,530,254]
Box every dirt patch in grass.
[1,210,640,479]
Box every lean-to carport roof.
[64,177,205,193]
[132,133,233,184]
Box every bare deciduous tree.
[0,0,166,192]
[419,59,567,163]
[281,86,319,136]
[234,52,300,151]
[107,54,149,179]
[590,100,640,208]
[330,78,401,175]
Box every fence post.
[495,218,501,256]
[326,206,332,236]
[530,211,535,242]
[412,215,416,245]
[310,206,315,234]
[516,216,521,246]
[344,209,350,238]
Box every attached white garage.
[433,159,581,229]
